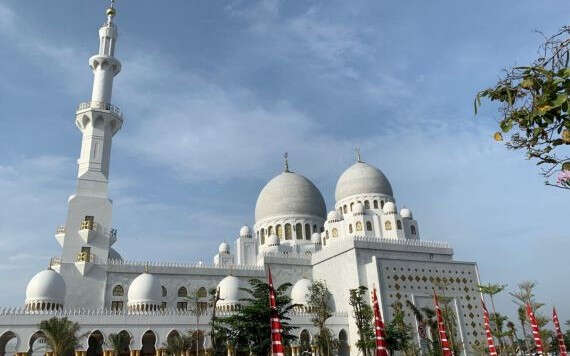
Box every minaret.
[54,2,124,309]
[75,1,123,193]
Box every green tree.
[207,287,224,356]
[385,303,415,356]
[107,332,130,356]
[478,283,506,348]
[38,317,86,356]
[216,278,298,356]
[186,288,210,356]
[162,332,191,356]
[475,26,570,189]
[307,281,335,356]
[510,281,549,353]
[406,301,438,355]
[348,286,374,356]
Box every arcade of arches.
[0,328,348,356]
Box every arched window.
[305,224,311,240]
[268,226,273,235]
[326,230,330,238]
[356,221,363,231]
[381,200,385,209]
[364,200,370,209]
[411,225,416,235]
[276,225,283,238]
[366,221,373,231]
[313,224,317,233]
[397,220,402,230]
[261,228,265,244]
[373,200,378,209]
[385,221,392,231]
[349,224,353,233]
[178,287,188,297]
[332,228,338,238]
[320,226,324,232]
[112,285,124,297]
[350,203,354,211]
[284,224,292,240]
[343,205,347,213]
[161,286,167,297]
[296,223,303,240]
[197,287,208,298]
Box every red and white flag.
[434,291,454,356]
[480,298,498,356]
[371,288,389,356]
[268,267,284,356]
[553,307,567,356]
[525,303,544,355]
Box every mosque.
[0,4,486,356]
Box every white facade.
[0,5,486,356]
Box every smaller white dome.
[291,279,312,306]
[383,201,396,214]
[311,232,322,244]
[217,276,242,306]
[267,234,280,246]
[127,273,162,309]
[327,210,340,222]
[400,208,413,219]
[219,242,230,254]
[25,269,66,308]
[239,225,251,237]
[353,202,365,215]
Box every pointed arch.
[140,330,156,356]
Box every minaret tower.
[54,2,124,308]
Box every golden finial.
[144,262,150,273]
[106,0,117,19]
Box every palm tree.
[39,317,85,356]
[107,332,130,356]
[405,301,438,354]
[479,283,506,349]
[162,332,191,356]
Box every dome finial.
[283,152,290,172]
[144,262,150,273]
[106,0,117,24]
[354,147,362,162]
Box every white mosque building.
[0,4,486,356]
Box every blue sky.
[0,0,569,324]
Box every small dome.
[267,234,280,246]
[255,172,326,223]
[311,232,322,244]
[127,273,162,309]
[327,210,341,222]
[25,269,66,308]
[353,202,365,215]
[335,162,393,202]
[219,242,230,254]
[400,208,413,219]
[239,225,251,237]
[383,201,396,214]
[108,247,123,261]
[217,276,242,306]
[291,279,312,306]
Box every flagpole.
[553,307,567,356]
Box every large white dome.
[291,278,312,306]
[217,276,243,307]
[127,272,162,309]
[335,161,393,202]
[255,171,326,223]
[25,269,66,308]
